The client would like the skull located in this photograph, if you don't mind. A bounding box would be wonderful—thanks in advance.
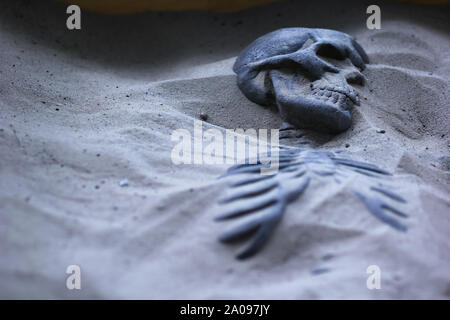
[233,28,369,133]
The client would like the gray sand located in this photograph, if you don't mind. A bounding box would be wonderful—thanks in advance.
[0,0,449,299]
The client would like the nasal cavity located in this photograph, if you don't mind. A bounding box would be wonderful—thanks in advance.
[345,71,365,86]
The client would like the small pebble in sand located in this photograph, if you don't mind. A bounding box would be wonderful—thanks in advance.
[119,179,129,187]
[322,253,334,261]
[200,113,208,121]
[376,129,386,134]
[311,265,330,275]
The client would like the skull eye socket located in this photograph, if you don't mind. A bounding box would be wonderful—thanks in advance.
[316,43,345,60]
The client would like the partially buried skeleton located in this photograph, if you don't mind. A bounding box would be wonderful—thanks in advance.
[215,28,408,259]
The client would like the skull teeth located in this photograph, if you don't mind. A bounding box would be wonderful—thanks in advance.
[332,93,339,103]
[311,87,357,107]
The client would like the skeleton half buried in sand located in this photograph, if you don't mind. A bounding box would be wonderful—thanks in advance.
[215,28,409,259]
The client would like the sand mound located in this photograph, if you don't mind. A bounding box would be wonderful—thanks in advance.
[0,0,449,299]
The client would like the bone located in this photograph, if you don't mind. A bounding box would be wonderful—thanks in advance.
[233,27,370,133]
[332,93,340,103]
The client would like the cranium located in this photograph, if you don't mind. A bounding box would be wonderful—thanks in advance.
[233,28,369,133]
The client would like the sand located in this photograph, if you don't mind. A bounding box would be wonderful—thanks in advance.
[0,0,449,299]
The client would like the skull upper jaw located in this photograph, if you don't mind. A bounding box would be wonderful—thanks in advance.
[274,91,352,134]
[270,70,353,134]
